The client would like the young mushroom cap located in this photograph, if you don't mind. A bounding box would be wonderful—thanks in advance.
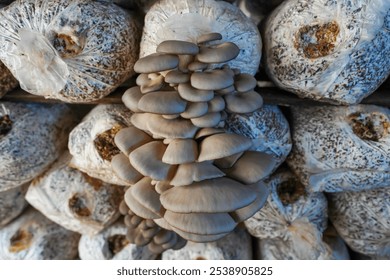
[134,53,179,73]
[234,73,257,92]
[111,153,143,184]
[169,161,225,187]
[136,73,165,94]
[224,90,263,113]
[198,133,253,161]
[191,70,234,91]
[197,32,223,44]
[178,83,214,102]
[229,181,270,223]
[191,112,222,128]
[129,141,177,181]
[153,230,175,245]
[124,189,161,220]
[122,87,143,113]
[164,211,237,235]
[164,70,190,84]
[114,126,152,155]
[138,91,187,115]
[196,42,240,64]
[157,40,199,55]
[160,177,257,213]
[223,151,277,184]
[180,102,209,119]
[162,139,198,164]
[130,177,164,217]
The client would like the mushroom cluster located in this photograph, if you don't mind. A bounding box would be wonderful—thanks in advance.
[112,34,277,253]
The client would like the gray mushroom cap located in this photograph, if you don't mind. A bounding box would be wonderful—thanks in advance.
[198,133,253,161]
[157,40,199,55]
[134,53,179,73]
[160,177,257,213]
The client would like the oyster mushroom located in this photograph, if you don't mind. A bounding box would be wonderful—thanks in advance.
[264,0,390,104]
[162,227,252,260]
[0,208,80,260]
[140,0,262,75]
[25,152,124,235]
[287,105,390,192]
[78,219,157,260]
[68,104,133,186]
[0,101,76,192]
[0,0,141,102]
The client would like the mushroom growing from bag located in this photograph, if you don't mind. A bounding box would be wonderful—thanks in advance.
[264,0,390,104]
[139,0,262,75]
[78,219,157,260]
[68,104,134,186]
[0,101,76,192]
[111,34,283,251]
[287,105,390,192]
[244,168,333,260]
[26,152,124,236]
[0,0,141,102]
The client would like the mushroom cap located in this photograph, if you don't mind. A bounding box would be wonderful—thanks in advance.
[129,113,152,133]
[214,152,243,169]
[162,139,198,164]
[198,133,252,161]
[197,32,223,44]
[157,40,199,55]
[191,69,234,90]
[122,87,143,113]
[234,73,257,92]
[136,73,165,94]
[130,177,164,217]
[164,211,237,235]
[147,113,199,139]
[160,177,257,213]
[223,151,277,184]
[208,95,226,112]
[129,141,177,181]
[153,218,173,231]
[194,127,225,139]
[138,91,187,115]
[114,126,152,155]
[164,70,190,84]
[230,180,269,223]
[196,42,240,64]
[111,153,143,184]
[169,226,229,243]
[131,113,199,139]
[215,85,235,95]
[169,161,225,187]
[191,112,222,128]
[187,61,209,71]
[124,188,161,219]
[178,83,214,102]
[153,230,175,245]
[155,181,174,194]
[134,53,179,73]
[224,90,263,113]
[180,102,209,119]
